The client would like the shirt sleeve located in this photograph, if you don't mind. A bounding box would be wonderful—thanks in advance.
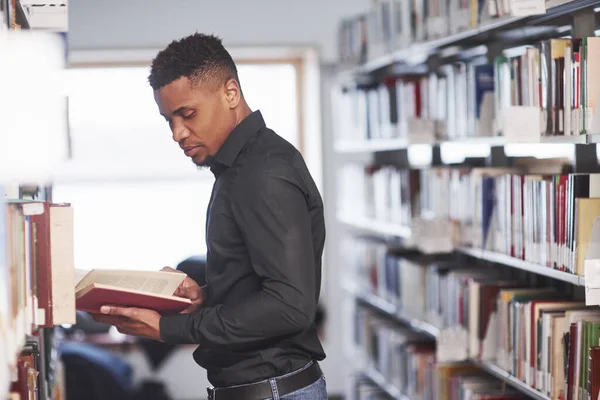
[159,163,318,347]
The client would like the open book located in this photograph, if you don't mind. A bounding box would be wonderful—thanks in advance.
[75,269,192,315]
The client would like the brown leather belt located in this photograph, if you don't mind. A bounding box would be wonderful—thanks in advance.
[207,362,322,400]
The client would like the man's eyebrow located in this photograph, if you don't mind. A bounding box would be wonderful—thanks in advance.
[161,105,192,119]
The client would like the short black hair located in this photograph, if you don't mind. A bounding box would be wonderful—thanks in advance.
[148,33,240,91]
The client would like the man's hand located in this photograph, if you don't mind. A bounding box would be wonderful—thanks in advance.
[161,266,205,314]
[92,306,162,341]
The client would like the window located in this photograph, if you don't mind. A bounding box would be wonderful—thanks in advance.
[54,62,302,271]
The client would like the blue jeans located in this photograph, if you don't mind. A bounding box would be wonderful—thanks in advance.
[278,376,327,400]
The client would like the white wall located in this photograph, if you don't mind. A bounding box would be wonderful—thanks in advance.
[69,0,369,63]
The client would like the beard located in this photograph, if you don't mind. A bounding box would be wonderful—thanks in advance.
[193,154,215,170]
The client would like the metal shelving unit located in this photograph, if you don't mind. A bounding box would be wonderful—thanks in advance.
[344,281,440,338]
[333,134,596,154]
[363,366,409,400]
[458,247,585,286]
[334,1,600,399]
[471,360,551,400]
[337,214,412,239]
[349,283,553,400]
[336,214,585,286]
[346,0,598,75]
[334,138,409,153]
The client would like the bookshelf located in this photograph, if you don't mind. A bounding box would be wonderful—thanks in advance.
[348,281,559,400]
[2,6,71,400]
[333,134,595,154]
[457,246,586,285]
[337,214,412,239]
[341,0,598,75]
[471,360,552,400]
[344,281,440,338]
[336,215,587,286]
[335,138,409,153]
[363,366,409,400]
[333,0,600,398]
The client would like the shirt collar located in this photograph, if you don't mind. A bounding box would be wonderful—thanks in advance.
[212,110,265,170]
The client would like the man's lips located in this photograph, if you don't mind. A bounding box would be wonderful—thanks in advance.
[182,145,202,157]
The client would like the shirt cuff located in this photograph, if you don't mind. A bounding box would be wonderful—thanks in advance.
[159,313,193,344]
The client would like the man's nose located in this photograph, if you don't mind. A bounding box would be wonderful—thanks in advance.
[172,123,190,143]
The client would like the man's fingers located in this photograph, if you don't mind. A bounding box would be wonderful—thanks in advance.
[91,314,128,326]
[100,306,138,319]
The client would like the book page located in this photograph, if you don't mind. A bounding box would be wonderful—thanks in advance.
[74,269,91,287]
[76,269,186,297]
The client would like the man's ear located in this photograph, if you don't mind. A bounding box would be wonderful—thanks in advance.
[224,78,241,109]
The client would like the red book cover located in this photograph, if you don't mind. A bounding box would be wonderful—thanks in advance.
[591,347,600,400]
[29,202,53,327]
[558,175,568,271]
[76,284,191,316]
[520,175,525,260]
[567,323,577,400]
[510,174,515,258]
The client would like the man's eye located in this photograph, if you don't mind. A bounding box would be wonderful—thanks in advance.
[183,112,195,120]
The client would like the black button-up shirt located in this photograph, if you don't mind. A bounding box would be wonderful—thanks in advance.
[160,110,326,387]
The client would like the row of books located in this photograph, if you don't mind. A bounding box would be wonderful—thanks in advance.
[334,37,600,143]
[348,377,388,400]
[337,0,545,65]
[0,190,75,398]
[337,163,420,226]
[338,159,600,276]
[8,334,66,400]
[495,38,600,137]
[354,306,527,400]
[420,166,600,276]
[355,307,437,398]
[333,66,491,143]
[346,240,600,399]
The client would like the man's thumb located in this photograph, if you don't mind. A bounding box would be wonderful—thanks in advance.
[174,285,190,298]
[161,266,181,273]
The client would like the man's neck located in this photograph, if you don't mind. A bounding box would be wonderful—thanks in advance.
[235,102,253,126]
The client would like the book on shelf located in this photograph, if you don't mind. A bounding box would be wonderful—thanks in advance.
[354,305,527,400]
[75,268,192,315]
[338,163,420,227]
[334,37,600,147]
[337,0,536,66]
[339,159,600,277]
[419,164,600,276]
[496,37,600,138]
[346,236,600,400]
[348,375,388,400]
[1,193,75,397]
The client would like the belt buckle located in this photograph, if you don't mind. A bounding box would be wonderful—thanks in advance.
[207,387,215,400]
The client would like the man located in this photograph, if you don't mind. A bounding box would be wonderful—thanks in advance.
[93,33,327,400]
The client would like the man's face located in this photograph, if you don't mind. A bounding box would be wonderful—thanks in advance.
[154,76,236,167]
